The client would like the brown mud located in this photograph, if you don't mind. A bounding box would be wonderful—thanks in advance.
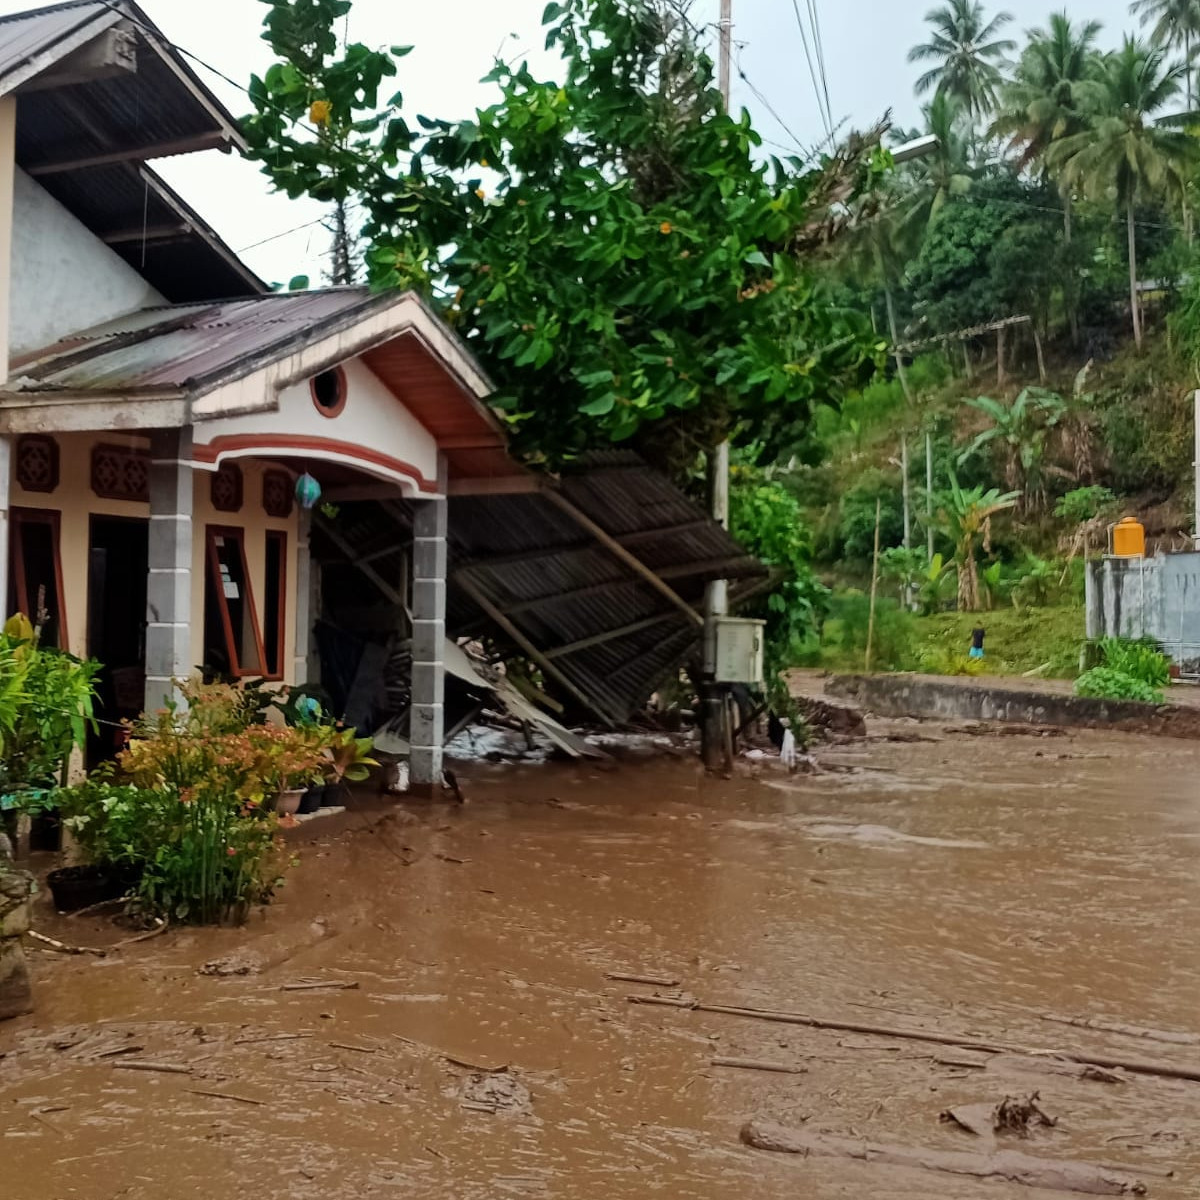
[3,720,1199,1198]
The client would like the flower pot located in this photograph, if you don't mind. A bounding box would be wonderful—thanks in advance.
[298,786,324,815]
[276,789,305,817]
[320,782,343,808]
[46,864,125,913]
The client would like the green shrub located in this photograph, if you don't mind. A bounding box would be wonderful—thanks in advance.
[1098,637,1170,688]
[837,468,905,561]
[1074,668,1163,705]
[822,591,917,672]
[1054,485,1116,525]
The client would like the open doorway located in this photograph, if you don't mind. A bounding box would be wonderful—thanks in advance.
[87,516,148,766]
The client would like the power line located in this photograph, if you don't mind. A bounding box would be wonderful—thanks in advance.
[790,0,831,139]
[806,0,833,135]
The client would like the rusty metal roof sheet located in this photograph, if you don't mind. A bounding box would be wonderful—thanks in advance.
[9,290,395,391]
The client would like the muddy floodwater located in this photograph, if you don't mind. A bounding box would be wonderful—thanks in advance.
[4,720,1200,1198]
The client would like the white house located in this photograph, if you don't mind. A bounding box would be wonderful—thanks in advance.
[0,1,520,790]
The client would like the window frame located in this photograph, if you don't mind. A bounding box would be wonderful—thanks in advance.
[262,530,288,681]
[8,507,69,648]
[204,525,268,680]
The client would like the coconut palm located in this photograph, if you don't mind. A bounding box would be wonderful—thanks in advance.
[1130,0,1200,108]
[935,475,1019,611]
[992,13,1104,181]
[908,0,1017,122]
[1046,38,1198,349]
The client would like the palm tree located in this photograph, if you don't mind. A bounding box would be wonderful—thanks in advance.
[992,14,1103,339]
[909,0,1017,123]
[909,92,975,215]
[1047,38,1198,349]
[935,476,1019,611]
[991,14,1103,206]
[1130,0,1200,109]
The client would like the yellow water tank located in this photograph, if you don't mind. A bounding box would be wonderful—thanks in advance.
[1111,516,1146,558]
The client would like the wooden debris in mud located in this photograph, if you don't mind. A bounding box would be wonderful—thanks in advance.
[187,1089,265,1106]
[233,1033,313,1045]
[25,930,107,957]
[1039,1013,1200,1047]
[941,1092,1056,1139]
[711,1056,807,1075]
[112,1061,193,1075]
[988,1055,1125,1084]
[606,971,681,988]
[741,1121,1147,1196]
[628,993,1200,1084]
[280,979,360,992]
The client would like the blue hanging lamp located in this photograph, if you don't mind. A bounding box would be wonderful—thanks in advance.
[295,472,322,510]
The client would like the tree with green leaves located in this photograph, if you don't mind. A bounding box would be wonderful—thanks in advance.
[935,476,1019,610]
[1130,0,1200,108]
[244,0,883,473]
[1046,37,1197,349]
[959,386,1068,513]
[908,0,1017,123]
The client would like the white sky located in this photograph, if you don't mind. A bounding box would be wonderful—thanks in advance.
[0,0,1143,285]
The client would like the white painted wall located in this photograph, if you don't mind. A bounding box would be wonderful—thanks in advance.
[8,168,165,356]
[193,357,442,496]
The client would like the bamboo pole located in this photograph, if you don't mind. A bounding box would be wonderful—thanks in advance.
[865,498,882,672]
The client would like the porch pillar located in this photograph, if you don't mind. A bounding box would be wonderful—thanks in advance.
[0,436,9,620]
[144,429,194,715]
[293,508,312,684]
[410,461,448,795]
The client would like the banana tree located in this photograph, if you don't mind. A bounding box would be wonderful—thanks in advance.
[935,476,1020,611]
[959,387,1067,513]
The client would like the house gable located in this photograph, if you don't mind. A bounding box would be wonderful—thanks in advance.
[10,165,164,355]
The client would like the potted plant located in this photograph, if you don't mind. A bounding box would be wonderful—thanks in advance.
[0,614,99,853]
[321,728,379,807]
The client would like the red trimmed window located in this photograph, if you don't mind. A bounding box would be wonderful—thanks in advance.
[7,508,68,649]
[203,527,266,679]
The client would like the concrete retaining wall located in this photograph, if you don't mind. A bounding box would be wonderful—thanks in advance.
[827,673,1200,740]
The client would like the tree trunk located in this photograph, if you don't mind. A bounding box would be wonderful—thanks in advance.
[1127,199,1142,351]
[958,543,978,612]
[1032,324,1047,384]
[1064,194,1079,343]
[884,285,914,404]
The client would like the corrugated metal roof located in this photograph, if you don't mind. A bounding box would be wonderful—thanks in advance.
[0,2,108,89]
[0,3,261,301]
[9,290,393,391]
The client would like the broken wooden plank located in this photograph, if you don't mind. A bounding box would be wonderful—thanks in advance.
[711,1056,807,1075]
[605,972,681,988]
[1039,1013,1200,1047]
[279,980,360,992]
[628,994,1200,1084]
[113,1061,193,1075]
[741,1121,1146,1196]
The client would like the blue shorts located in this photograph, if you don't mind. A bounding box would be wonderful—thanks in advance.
[968,646,985,659]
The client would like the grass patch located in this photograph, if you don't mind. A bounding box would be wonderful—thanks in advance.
[910,605,1085,679]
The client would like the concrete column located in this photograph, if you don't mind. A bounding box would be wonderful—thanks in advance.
[410,463,448,794]
[294,508,312,684]
[144,429,194,715]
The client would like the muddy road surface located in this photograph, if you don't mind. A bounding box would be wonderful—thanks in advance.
[3,722,1199,1198]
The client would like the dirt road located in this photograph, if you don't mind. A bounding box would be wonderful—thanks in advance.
[2,722,1198,1198]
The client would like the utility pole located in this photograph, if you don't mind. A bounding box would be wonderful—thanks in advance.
[926,432,934,560]
[701,0,735,772]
